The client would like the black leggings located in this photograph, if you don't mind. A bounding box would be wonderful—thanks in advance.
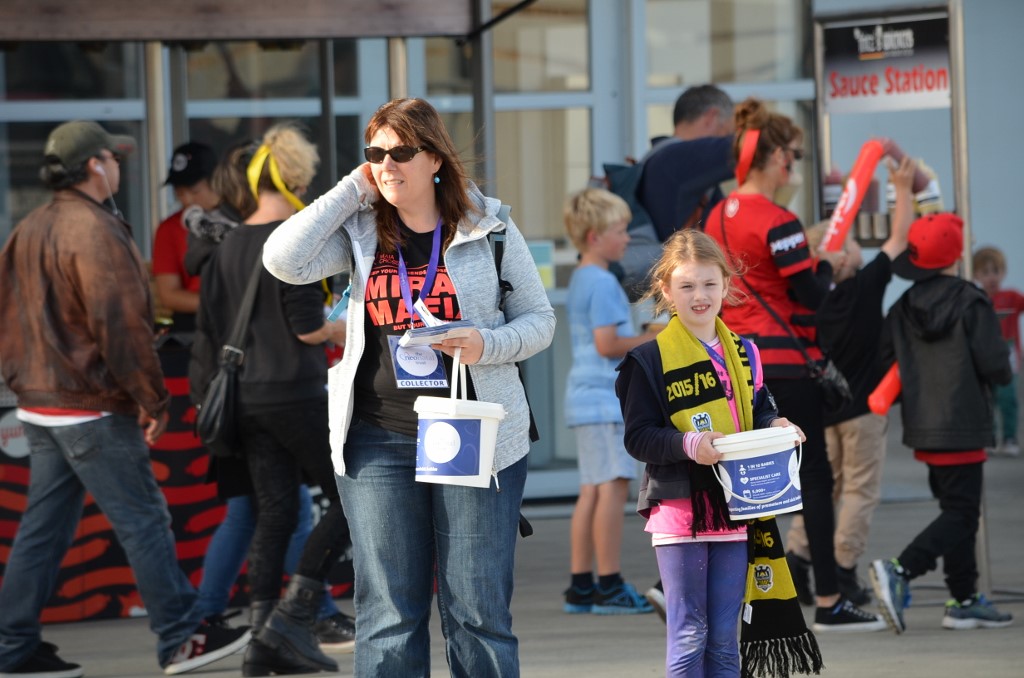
[766,377,839,598]
[240,399,351,602]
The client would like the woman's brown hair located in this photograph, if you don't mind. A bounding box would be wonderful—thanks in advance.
[364,98,476,253]
[732,97,803,176]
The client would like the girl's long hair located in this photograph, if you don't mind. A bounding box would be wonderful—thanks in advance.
[642,228,745,317]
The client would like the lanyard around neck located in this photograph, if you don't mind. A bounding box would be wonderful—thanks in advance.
[699,337,727,371]
[396,218,443,324]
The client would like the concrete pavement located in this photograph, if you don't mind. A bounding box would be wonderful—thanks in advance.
[27,409,1024,677]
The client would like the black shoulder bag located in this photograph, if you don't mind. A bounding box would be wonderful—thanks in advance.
[195,254,263,458]
[718,209,853,413]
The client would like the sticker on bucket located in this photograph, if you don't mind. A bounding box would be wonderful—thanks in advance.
[711,426,803,520]
[412,348,505,488]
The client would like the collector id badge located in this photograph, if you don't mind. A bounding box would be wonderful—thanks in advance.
[387,334,449,389]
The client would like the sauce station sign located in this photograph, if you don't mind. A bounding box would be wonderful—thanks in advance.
[824,13,951,114]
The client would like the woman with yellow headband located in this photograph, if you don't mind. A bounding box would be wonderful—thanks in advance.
[192,122,351,675]
[264,98,556,676]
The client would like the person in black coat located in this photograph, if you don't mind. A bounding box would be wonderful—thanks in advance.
[870,213,1013,635]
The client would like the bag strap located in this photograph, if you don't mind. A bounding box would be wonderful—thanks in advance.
[490,204,514,312]
[221,251,264,367]
[717,207,818,369]
[487,205,540,443]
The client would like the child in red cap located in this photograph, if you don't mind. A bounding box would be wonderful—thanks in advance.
[870,213,1013,634]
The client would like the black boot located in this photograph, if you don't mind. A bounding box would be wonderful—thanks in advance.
[249,599,277,634]
[251,575,338,674]
[837,565,872,606]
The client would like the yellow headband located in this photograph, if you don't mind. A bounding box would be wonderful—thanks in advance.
[247,144,306,212]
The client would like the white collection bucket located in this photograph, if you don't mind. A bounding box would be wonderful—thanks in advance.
[413,348,506,488]
[711,426,803,520]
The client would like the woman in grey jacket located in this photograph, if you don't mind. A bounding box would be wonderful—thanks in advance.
[263,98,555,677]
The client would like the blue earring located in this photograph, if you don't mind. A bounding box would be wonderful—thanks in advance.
[434,175,440,184]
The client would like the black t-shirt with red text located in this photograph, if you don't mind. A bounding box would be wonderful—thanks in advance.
[353,224,476,437]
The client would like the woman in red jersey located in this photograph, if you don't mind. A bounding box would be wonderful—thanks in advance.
[704,97,884,633]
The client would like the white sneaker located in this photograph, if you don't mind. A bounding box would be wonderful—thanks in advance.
[999,440,1021,457]
[644,584,666,624]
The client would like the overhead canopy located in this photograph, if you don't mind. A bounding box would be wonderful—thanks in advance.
[0,0,473,41]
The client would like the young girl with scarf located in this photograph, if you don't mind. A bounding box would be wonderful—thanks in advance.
[615,229,812,677]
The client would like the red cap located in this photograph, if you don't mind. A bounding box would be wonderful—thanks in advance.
[892,213,964,280]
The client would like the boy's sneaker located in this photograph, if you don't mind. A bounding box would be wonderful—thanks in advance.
[592,581,654,615]
[163,623,251,675]
[942,594,1014,630]
[644,581,667,623]
[0,642,83,678]
[836,565,872,606]
[563,585,595,614]
[812,596,887,633]
[786,551,814,606]
[870,558,911,634]
[313,612,356,653]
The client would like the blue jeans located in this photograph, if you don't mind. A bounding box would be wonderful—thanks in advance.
[338,418,527,678]
[657,541,747,678]
[196,486,340,620]
[0,416,203,670]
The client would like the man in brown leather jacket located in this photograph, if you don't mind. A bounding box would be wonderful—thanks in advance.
[0,121,250,678]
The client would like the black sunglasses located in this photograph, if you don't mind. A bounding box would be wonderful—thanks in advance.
[788,148,805,161]
[364,145,428,164]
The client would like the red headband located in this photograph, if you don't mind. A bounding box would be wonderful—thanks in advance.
[735,128,760,185]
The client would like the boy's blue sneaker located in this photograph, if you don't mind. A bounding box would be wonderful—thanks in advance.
[563,585,594,614]
[942,594,1014,630]
[870,558,911,634]
[592,581,654,615]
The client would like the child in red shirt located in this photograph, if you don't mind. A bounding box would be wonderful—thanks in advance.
[973,246,1024,456]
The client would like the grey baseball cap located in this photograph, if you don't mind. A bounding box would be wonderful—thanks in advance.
[43,121,136,170]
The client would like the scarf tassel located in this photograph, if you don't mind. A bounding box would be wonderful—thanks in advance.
[741,631,824,678]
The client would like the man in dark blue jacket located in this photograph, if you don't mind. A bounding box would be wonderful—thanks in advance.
[638,84,736,240]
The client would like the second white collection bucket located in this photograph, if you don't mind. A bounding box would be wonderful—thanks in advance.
[413,348,505,488]
[711,426,803,520]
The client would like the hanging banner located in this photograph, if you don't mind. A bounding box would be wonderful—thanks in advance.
[824,13,951,114]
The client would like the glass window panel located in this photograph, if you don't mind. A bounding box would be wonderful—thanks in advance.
[645,98,814,225]
[334,115,363,178]
[646,0,805,87]
[492,108,590,241]
[494,0,589,92]
[186,41,320,100]
[332,39,359,97]
[425,38,473,96]
[0,120,145,246]
[427,0,589,95]
[1,42,142,101]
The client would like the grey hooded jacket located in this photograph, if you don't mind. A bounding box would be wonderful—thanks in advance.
[263,166,555,477]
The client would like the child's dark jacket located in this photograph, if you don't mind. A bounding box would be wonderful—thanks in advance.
[615,339,779,517]
[881,274,1011,451]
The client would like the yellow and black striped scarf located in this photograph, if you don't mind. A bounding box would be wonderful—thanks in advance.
[656,315,754,535]
[742,518,824,677]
